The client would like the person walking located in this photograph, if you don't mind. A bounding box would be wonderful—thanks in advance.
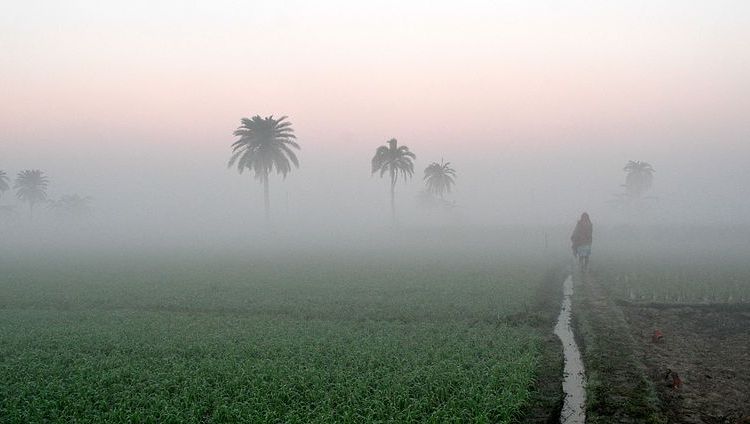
[571,213,593,272]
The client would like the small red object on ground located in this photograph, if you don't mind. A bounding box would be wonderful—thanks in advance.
[652,329,664,343]
[671,372,682,389]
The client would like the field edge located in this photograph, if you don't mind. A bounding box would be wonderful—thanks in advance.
[572,272,666,424]
[515,267,566,424]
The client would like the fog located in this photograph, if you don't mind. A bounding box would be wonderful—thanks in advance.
[2,1,750,255]
[3,134,749,255]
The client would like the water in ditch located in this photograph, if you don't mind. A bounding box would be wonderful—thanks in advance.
[554,275,586,424]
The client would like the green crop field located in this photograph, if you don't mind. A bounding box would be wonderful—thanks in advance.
[595,254,750,304]
[0,249,553,423]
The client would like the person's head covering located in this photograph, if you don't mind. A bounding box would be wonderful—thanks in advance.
[580,212,590,223]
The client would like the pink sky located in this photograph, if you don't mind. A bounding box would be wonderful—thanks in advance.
[1,2,750,229]
[2,1,749,152]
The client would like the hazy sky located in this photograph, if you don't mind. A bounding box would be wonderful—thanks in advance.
[2,1,749,231]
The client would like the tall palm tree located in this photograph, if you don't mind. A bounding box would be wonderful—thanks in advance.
[623,160,655,198]
[371,138,416,223]
[14,170,49,219]
[0,170,10,201]
[228,115,300,221]
[423,160,456,199]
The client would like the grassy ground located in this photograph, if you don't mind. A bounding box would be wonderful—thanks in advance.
[0,250,561,423]
[596,256,750,304]
[572,271,665,424]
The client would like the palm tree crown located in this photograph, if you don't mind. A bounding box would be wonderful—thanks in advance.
[14,170,49,218]
[228,115,300,221]
[0,170,10,199]
[423,160,456,199]
[623,160,655,197]
[371,138,416,223]
[371,139,416,182]
[228,115,300,179]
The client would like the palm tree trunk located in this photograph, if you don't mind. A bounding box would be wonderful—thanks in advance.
[29,202,34,220]
[262,172,270,223]
[390,171,396,226]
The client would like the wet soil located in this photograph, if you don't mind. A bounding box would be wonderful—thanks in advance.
[622,302,750,423]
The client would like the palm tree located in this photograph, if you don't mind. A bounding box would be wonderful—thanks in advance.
[228,115,300,222]
[371,138,416,223]
[423,160,456,199]
[14,170,49,219]
[0,170,9,201]
[623,160,655,198]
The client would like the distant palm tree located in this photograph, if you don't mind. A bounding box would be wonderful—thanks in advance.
[623,160,655,198]
[371,138,416,223]
[14,170,49,219]
[49,194,93,218]
[424,160,456,199]
[0,170,10,200]
[228,115,300,221]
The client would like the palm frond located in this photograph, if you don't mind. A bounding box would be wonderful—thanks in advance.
[14,170,49,205]
[423,160,456,197]
[0,170,10,193]
[228,115,301,180]
[371,138,416,185]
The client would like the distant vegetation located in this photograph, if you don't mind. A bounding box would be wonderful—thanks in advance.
[0,169,92,222]
[371,138,416,224]
[48,194,93,219]
[420,160,458,213]
[13,170,49,219]
[611,160,656,209]
[0,171,10,200]
[623,160,655,199]
[599,257,750,304]
[228,115,300,222]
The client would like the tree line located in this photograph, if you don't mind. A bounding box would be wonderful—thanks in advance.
[0,170,91,220]
[227,115,654,223]
[227,115,457,225]
[1,114,655,223]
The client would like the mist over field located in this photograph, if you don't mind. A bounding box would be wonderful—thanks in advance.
[2,1,750,255]
[2,1,750,423]
[3,137,749,253]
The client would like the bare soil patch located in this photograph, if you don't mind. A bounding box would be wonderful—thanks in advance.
[622,303,750,423]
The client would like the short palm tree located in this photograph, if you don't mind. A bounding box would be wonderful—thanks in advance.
[623,160,655,198]
[228,115,300,221]
[0,170,9,200]
[424,160,456,199]
[14,170,49,219]
[371,138,416,223]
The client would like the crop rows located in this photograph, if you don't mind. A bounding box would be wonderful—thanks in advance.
[596,256,750,304]
[0,252,547,423]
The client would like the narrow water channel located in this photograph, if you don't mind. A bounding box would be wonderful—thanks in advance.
[554,275,586,424]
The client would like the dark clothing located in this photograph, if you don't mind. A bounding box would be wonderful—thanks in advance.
[571,220,593,249]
